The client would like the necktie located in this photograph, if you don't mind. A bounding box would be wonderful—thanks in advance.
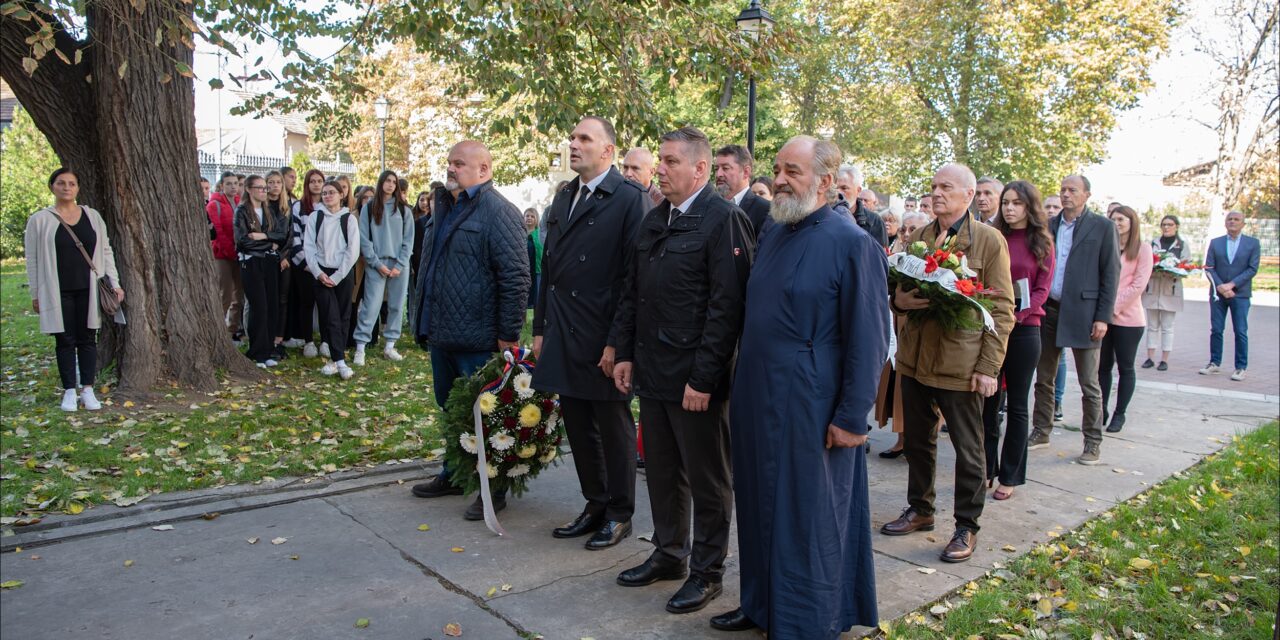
[668,207,682,226]
[568,185,591,222]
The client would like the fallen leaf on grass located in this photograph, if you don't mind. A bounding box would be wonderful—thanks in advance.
[1035,597,1054,618]
[354,618,370,629]
[246,537,260,545]
[66,502,85,515]
[1001,545,1017,552]
[443,622,462,636]
[0,580,24,589]
[271,537,288,545]
[123,560,134,567]
[1237,546,1251,557]
[1129,557,1154,570]
[151,525,174,531]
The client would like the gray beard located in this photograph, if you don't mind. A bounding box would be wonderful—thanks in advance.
[715,182,734,199]
[769,186,819,225]
[445,177,459,192]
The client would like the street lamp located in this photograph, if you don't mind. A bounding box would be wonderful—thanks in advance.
[735,0,774,157]
[374,96,390,172]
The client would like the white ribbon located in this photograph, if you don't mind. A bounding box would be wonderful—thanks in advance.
[470,349,524,536]
[888,253,997,333]
[1154,254,1203,278]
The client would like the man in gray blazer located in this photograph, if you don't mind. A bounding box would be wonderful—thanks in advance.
[1028,174,1119,465]
[1200,210,1261,381]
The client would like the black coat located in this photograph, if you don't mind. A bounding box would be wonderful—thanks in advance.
[532,167,647,401]
[1048,208,1119,349]
[738,189,772,239]
[612,183,756,403]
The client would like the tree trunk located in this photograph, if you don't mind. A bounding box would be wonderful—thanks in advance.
[2,0,257,394]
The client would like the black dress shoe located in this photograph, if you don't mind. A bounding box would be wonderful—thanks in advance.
[666,576,722,614]
[1141,358,1155,369]
[463,494,505,521]
[585,520,632,550]
[1106,413,1126,433]
[617,558,687,587]
[1157,361,1168,371]
[710,608,757,631]
[411,474,463,498]
[878,448,904,459]
[552,510,603,538]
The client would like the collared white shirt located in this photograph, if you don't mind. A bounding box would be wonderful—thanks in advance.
[732,186,749,206]
[1226,234,1240,263]
[669,188,703,225]
[1049,213,1080,301]
[569,168,611,219]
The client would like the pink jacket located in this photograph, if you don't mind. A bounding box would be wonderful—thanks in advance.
[1111,242,1153,327]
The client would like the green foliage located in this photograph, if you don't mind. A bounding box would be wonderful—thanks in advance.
[0,107,60,259]
[884,422,1280,639]
[289,150,316,178]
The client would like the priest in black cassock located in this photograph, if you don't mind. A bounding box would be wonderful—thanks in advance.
[710,136,888,637]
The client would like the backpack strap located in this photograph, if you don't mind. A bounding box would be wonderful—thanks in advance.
[339,213,351,245]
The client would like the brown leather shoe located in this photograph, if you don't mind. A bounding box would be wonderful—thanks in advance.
[879,507,935,536]
[940,528,977,563]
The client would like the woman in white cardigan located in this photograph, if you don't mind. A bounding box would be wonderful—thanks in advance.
[24,168,125,412]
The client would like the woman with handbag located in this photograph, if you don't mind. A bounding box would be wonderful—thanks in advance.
[234,175,291,368]
[24,168,125,412]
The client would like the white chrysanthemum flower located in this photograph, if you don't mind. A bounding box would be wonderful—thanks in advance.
[506,464,531,477]
[543,412,560,434]
[538,448,558,464]
[459,433,478,454]
[513,372,534,399]
[489,432,516,451]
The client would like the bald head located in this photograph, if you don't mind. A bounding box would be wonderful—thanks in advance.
[621,147,656,187]
[446,140,492,194]
[930,163,977,223]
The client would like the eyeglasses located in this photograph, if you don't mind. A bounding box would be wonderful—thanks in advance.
[248,185,267,191]
[1160,223,1176,227]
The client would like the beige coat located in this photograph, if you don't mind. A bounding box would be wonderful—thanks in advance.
[24,206,121,334]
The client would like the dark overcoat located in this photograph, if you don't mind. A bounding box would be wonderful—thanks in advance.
[1049,208,1119,348]
[738,189,773,239]
[532,167,646,401]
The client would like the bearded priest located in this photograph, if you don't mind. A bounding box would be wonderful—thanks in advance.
[710,136,888,637]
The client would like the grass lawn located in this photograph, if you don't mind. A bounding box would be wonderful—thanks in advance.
[0,261,458,520]
[879,421,1279,639]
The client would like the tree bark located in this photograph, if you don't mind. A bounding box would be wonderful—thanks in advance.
[2,0,257,394]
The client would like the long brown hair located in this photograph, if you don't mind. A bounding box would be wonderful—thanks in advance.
[298,169,326,215]
[368,170,408,225]
[264,170,290,219]
[1112,205,1143,261]
[242,175,275,233]
[994,180,1054,266]
[335,176,357,213]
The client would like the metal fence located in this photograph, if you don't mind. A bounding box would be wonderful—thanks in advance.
[197,151,357,183]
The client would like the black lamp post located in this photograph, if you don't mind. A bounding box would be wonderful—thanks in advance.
[374,96,390,172]
[735,0,774,157]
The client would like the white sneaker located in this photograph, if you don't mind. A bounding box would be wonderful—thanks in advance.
[81,387,102,411]
[353,347,366,366]
[337,363,355,380]
[319,342,331,359]
[303,342,319,358]
[1231,369,1247,381]
[256,362,268,369]
[384,347,404,362]
[320,362,338,376]
[61,389,78,412]
[283,338,305,348]
[264,359,279,367]
[1199,363,1221,375]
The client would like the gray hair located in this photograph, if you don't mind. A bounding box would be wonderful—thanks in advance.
[880,210,899,224]
[902,211,929,228]
[660,127,712,163]
[836,163,863,189]
[977,176,1003,188]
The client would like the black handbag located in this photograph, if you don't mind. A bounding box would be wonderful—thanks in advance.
[52,209,120,317]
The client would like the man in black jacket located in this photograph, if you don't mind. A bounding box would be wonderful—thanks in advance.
[835,164,888,248]
[532,116,648,550]
[714,144,772,239]
[611,127,755,615]
[410,140,530,520]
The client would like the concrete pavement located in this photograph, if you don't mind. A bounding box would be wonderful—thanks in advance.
[2,385,1274,639]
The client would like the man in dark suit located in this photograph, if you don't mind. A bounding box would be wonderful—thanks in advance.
[612,127,754,614]
[1201,210,1261,381]
[714,144,772,238]
[1029,174,1119,466]
[834,164,889,248]
[533,116,647,550]
[621,147,663,207]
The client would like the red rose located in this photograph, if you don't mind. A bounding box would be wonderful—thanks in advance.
[504,454,516,463]
[504,417,518,429]
[499,388,515,404]
[924,256,939,274]
[955,279,976,296]
[542,399,555,412]
[1152,254,1161,264]
[519,428,533,442]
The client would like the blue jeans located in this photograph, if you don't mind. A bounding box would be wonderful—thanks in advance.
[430,347,503,496]
[355,266,410,346]
[1054,350,1067,405]
[1209,295,1250,370]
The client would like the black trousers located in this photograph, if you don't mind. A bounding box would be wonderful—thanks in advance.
[901,374,987,532]
[982,324,1041,486]
[638,397,733,582]
[54,289,97,390]
[560,396,637,522]
[1099,324,1143,417]
[313,268,354,363]
[287,265,316,343]
[240,255,280,363]
[276,264,291,339]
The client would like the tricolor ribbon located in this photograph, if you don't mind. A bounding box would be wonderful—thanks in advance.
[471,347,536,536]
